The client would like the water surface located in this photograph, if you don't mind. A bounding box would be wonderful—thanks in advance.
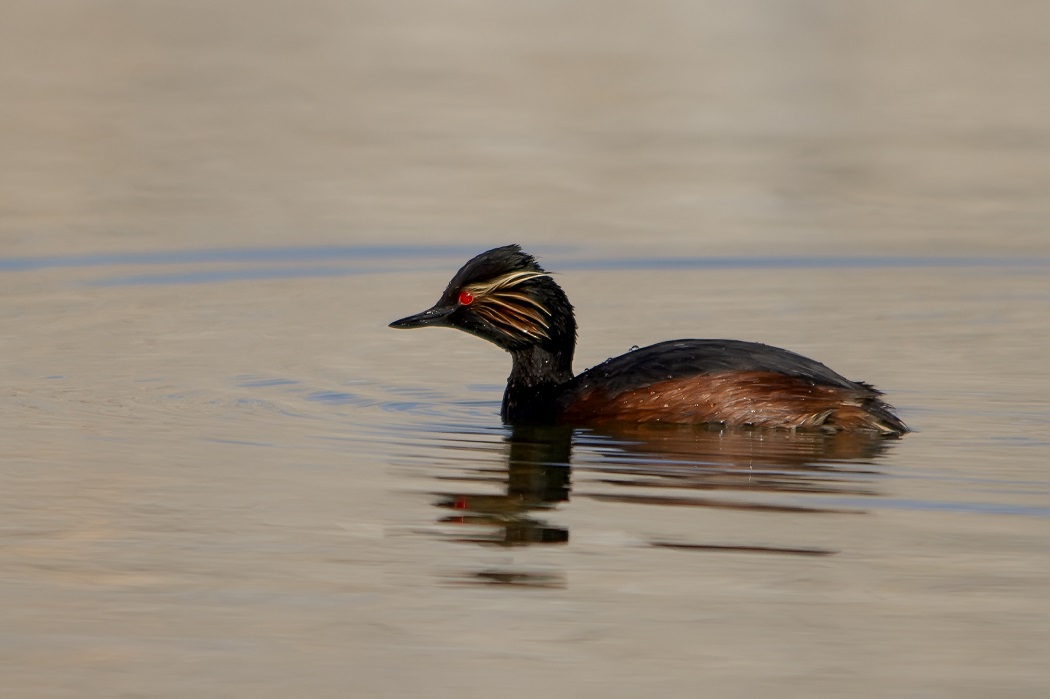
[2,2,1049,698]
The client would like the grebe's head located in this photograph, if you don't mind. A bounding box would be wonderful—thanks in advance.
[389,244,575,354]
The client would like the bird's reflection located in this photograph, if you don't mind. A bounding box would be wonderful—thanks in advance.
[580,423,890,510]
[432,423,900,583]
[434,425,573,547]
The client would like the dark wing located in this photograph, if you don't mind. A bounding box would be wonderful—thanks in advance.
[556,339,906,433]
[567,339,866,397]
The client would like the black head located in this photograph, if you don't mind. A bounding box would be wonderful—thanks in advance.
[389,245,576,357]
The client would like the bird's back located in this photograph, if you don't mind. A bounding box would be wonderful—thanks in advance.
[556,339,907,433]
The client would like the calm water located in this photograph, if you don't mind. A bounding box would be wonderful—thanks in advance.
[3,2,1049,698]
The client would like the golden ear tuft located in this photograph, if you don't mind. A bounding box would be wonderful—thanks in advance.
[462,271,553,341]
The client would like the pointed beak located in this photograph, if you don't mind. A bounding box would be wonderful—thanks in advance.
[388,304,454,330]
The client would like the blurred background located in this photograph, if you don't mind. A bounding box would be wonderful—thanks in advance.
[3,0,1048,257]
[2,2,1048,698]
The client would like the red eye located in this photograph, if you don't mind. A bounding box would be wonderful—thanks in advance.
[458,290,474,306]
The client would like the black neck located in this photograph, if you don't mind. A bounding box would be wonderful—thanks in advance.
[501,344,575,423]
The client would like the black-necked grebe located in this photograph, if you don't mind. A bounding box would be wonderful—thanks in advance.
[389,245,908,434]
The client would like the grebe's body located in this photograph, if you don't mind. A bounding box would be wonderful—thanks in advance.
[390,245,908,435]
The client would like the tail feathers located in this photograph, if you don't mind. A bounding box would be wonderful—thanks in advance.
[821,391,909,435]
[864,399,910,435]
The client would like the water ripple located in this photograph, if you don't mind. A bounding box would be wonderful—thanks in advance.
[5,243,1049,285]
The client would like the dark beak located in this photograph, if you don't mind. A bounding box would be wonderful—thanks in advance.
[389,304,454,329]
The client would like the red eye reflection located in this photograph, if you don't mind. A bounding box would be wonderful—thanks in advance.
[458,290,475,306]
